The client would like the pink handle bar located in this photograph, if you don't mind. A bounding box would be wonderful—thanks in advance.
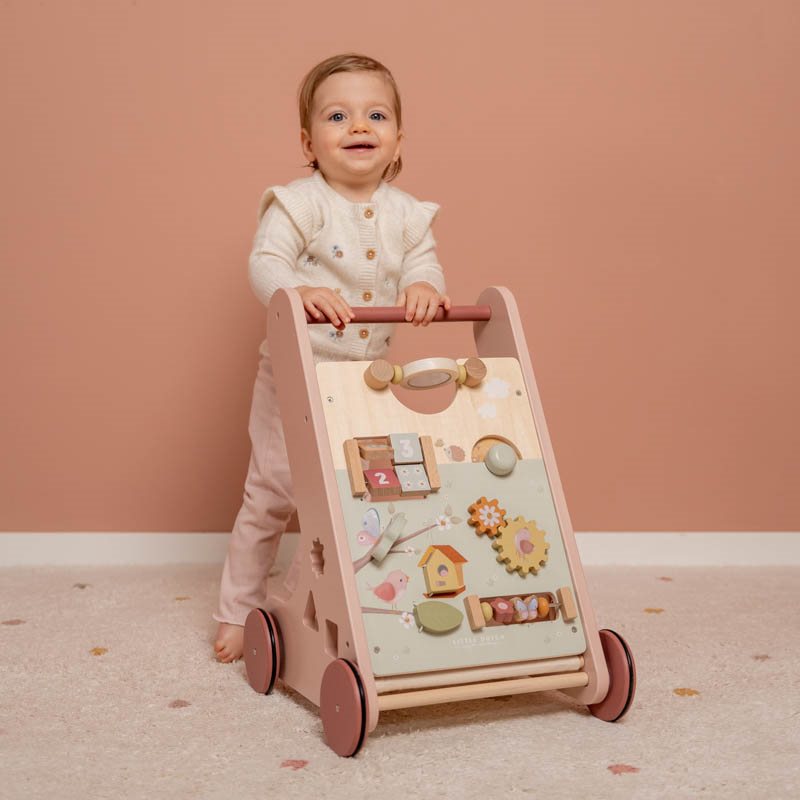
[304,305,492,324]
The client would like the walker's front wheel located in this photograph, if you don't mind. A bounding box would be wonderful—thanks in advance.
[243,609,281,695]
[588,629,636,722]
[320,659,368,757]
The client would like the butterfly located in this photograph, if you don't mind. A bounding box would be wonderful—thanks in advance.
[356,508,381,548]
[513,595,547,622]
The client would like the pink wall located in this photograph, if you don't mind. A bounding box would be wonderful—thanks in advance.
[1,1,798,532]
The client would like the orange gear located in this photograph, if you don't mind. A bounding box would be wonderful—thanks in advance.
[467,497,507,537]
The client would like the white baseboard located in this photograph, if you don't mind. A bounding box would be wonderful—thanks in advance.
[0,532,798,567]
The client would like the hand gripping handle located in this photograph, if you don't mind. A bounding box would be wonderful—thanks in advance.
[304,305,492,324]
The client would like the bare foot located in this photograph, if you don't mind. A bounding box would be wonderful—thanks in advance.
[214,622,244,663]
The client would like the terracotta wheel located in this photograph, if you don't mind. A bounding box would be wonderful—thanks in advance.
[588,629,636,722]
[319,659,368,757]
[243,609,281,695]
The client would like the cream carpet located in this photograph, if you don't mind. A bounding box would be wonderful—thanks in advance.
[1,564,797,799]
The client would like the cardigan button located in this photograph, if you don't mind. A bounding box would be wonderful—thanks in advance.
[364,208,374,219]
[359,328,369,339]
[366,248,376,260]
[362,291,373,302]
[335,330,344,337]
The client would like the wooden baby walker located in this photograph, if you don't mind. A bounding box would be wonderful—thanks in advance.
[243,286,636,756]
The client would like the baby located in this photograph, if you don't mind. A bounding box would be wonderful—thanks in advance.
[214,53,450,662]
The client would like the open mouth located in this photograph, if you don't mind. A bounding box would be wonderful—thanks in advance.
[344,143,376,151]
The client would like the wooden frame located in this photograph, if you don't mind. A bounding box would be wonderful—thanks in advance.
[264,286,610,740]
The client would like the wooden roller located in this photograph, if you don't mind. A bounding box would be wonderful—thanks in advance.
[460,357,487,387]
[364,357,487,390]
[363,359,395,390]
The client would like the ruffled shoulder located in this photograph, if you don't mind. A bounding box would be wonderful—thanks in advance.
[256,180,320,244]
[402,199,441,251]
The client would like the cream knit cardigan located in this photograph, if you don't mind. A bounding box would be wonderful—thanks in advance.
[250,169,446,363]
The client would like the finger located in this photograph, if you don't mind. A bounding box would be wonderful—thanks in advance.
[423,298,438,326]
[304,299,324,321]
[332,296,353,323]
[315,299,341,327]
[396,290,406,308]
[442,294,451,311]
[413,297,429,326]
[405,293,419,323]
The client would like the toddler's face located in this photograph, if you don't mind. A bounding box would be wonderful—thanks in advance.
[301,71,402,191]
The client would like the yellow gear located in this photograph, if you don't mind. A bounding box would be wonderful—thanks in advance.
[492,517,549,576]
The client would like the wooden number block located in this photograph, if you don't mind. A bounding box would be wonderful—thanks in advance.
[395,464,431,496]
[343,439,366,497]
[364,468,401,498]
[464,594,485,631]
[419,435,440,491]
[357,436,393,466]
[558,586,578,622]
[390,433,423,465]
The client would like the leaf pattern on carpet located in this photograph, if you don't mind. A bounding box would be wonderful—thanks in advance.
[657,576,673,582]
[174,596,191,601]
[644,607,665,614]
[608,764,640,775]
[169,699,191,708]
[674,687,700,696]
[90,647,108,656]
[73,583,91,589]
[2,619,26,626]
[281,760,308,770]
[752,654,770,661]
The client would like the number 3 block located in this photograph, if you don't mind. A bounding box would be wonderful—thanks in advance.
[389,433,423,465]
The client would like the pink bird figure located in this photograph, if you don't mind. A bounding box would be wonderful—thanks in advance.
[368,570,410,608]
[515,527,535,556]
[356,508,381,548]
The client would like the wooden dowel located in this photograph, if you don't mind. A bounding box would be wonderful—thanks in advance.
[375,656,584,694]
[377,671,589,711]
[305,305,492,324]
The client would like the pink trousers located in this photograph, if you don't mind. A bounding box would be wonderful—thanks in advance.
[213,353,295,626]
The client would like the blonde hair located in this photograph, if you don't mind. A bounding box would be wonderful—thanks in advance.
[298,53,403,182]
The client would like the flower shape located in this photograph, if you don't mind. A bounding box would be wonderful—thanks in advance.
[467,496,507,537]
[399,611,414,629]
[435,514,452,531]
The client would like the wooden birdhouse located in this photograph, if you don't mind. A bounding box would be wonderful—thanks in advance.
[417,545,468,598]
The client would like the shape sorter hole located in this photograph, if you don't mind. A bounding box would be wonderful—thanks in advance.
[303,591,318,631]
[324,619,339,659]
[389,380,458,416]
[471,435,522,463]
[310,539,324,577]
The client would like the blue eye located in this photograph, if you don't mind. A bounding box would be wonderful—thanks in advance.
[370,112,386,121]
[329,112,345,122]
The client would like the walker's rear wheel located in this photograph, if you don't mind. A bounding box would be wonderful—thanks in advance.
[243,609,280,695]
[589,629,636,722]
[320,659,368,757]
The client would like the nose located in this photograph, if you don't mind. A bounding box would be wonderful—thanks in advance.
[350,117,371,134]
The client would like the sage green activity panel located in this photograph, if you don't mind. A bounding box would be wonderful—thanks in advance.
[336,461,586,677]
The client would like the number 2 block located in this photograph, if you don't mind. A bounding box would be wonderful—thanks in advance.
[364,468,401,497]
